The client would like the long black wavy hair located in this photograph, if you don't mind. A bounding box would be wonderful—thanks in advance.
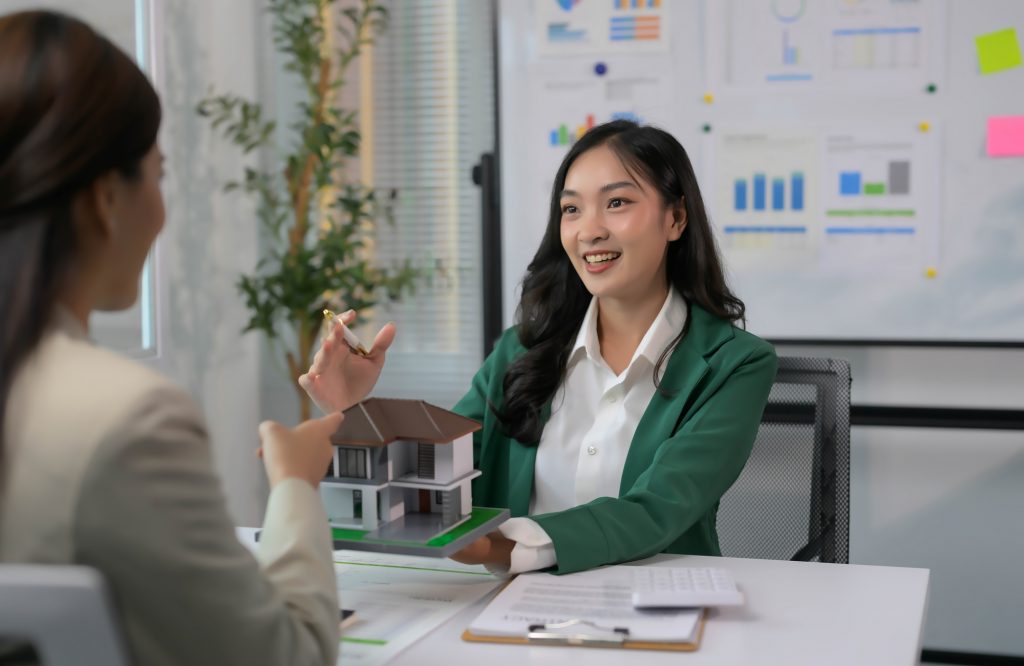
[0,11,161,460]
[497,120,744,444]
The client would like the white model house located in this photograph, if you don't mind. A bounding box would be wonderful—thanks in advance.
[320,398,483,540]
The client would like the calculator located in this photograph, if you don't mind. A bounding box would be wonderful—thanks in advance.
[631,567,745,608]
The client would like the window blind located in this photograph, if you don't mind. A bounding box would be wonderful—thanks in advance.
[363,0,495,409]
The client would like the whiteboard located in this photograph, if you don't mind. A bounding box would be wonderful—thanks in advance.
[498,0,1024,344]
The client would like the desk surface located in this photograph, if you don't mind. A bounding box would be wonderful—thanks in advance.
[395,554,930,666]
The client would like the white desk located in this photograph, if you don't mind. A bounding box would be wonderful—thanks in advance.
[391,554,930,666]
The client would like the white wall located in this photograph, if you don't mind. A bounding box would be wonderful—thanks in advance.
[390,441,416,479]
[154,0,267,525]
[451,433,474,479]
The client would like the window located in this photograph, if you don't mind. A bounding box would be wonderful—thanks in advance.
[363,0,495,408]
[417,442,436,480]
[95,0,159,358]
[9,0,160,357]
[337,447,369,479]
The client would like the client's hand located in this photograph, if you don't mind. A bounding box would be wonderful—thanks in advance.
[450,531,515,569]
[298,309,396,413]
[258,412,343,489]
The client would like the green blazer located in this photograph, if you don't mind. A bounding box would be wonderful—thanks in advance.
[452,304,777,574]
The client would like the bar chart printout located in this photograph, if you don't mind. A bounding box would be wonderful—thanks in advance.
[838,160,910,197]
[721,0,815,86]
[714,132,817,268]
[733,171,805,212]
[549,114,596,147]
[821,131,937,273]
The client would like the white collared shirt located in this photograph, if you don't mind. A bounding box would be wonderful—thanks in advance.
[495,288,688,574]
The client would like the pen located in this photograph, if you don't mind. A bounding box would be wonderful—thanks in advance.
[322,309,370,357]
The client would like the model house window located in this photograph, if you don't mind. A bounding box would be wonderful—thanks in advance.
[438,488,460,523]
[337,447,369,479]
[435,490,444,504]
[417,443,435,480]
[364,0,495,407]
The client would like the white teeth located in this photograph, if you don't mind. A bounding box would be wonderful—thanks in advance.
[584,252,621,264]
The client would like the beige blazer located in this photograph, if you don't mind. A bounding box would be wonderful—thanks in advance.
[0,310,339,665]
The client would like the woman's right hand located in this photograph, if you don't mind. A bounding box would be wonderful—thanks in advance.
[298,309,397,413]
[258,412,344,489]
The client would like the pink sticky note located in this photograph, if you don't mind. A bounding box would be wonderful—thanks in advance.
[987,116,1024,157]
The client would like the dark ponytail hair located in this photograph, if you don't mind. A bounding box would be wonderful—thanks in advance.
[0,11,161,458]
[498,120,744,443]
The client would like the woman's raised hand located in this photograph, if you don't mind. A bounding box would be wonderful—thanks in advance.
[298,309,396,413]
[257,412,343,489]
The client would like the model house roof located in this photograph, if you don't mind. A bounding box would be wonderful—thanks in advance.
[331,398,482,447]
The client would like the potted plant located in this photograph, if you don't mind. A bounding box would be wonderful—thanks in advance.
[199,0,421,420]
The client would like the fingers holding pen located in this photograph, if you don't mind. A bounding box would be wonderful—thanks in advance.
[320,307,396,360]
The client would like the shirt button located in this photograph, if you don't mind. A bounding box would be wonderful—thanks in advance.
[606,395,618,404]
[587,446,598,455]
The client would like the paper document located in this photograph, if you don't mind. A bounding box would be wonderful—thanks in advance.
[468,566,701,643]
[334,550,501,665]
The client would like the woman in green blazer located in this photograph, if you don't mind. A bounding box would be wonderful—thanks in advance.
[302,120,777,575]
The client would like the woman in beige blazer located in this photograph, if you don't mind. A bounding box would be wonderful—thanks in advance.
[0,11,350,666]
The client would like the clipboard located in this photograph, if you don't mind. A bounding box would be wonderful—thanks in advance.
[462,572,707,652]
[461,610,706,651]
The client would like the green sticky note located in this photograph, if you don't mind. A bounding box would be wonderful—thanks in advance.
[975,28,1023,75]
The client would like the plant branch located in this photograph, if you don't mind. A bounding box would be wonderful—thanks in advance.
[201,0,430,423]
[287,5,334,256]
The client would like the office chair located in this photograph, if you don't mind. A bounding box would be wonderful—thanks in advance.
[0,564,129,666]
[717,356,851,564]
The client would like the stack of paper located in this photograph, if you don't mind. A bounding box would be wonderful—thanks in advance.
[334,550,501,665]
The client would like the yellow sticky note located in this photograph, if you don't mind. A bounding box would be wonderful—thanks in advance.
[703,92,714,104]
[975,28,1022,75]
[918,121,930,132]
[925,267,938,279]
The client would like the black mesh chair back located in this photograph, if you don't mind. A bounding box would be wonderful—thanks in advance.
[717,357,851,563]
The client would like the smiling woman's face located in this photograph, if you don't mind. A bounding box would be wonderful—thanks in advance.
[559,143,685,304]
